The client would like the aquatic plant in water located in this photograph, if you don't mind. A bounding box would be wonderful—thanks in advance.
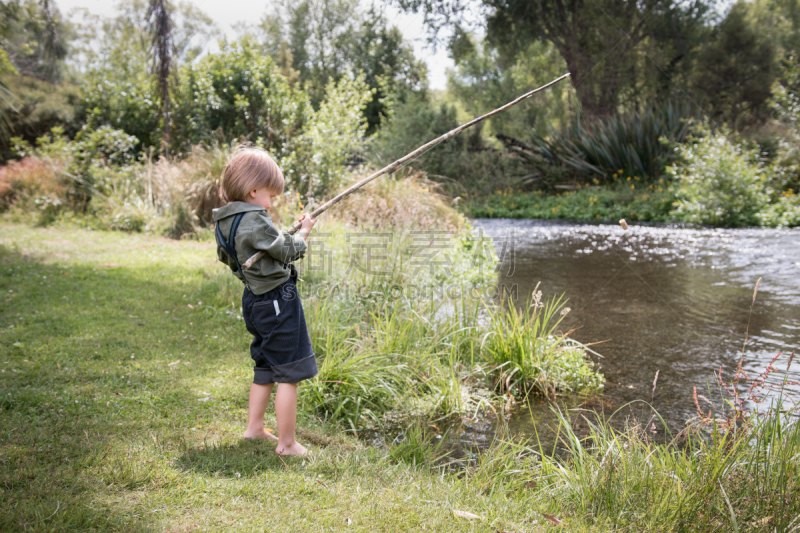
[483,284,604,397]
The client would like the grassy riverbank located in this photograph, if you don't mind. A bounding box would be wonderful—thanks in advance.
[0,222,593,531]
[466,184,678,223]
[2,224,798,531]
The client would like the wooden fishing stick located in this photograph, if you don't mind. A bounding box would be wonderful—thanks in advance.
[242,72,571,270]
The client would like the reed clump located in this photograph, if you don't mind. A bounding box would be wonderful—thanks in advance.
[460,400,800,532]
[483,284,604,398]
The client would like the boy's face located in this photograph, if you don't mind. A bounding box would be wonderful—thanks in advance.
[246,186,276,210]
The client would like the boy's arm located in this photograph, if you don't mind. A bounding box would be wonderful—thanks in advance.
[244,212,307,263]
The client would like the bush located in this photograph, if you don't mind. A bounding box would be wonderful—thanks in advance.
[519,101,696,183]
[0,75,80,162]
[669,125,770,227]
[17,125,140,204]
[297,75,372,199]
[173,38,310,158]
[174,39,371,199]
[758,191,800,227]
[0,156,63,220]
[80,57,160,151]
[329,169,465,232]
[368,91,528,196]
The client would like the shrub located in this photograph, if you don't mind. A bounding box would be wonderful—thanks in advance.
[0,75,80,162]
[467,181,678,222]
[174,39,371,200]
[172,38,310,161]
[329,169,465,232]
[669,125,770,227]
[517,101,696,182]
[367,91,526,196]
[296,75,372,199]
[20,125,139,210]
[0,156,63,218]
[80,56,160,151]
[758,191,800,227]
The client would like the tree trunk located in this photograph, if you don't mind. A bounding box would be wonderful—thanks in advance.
[558,40,619,118]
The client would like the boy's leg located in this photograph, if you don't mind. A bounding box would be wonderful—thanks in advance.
[274,383,307,456]
[243,383,278,441]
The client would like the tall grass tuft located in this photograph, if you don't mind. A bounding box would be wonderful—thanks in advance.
[536,402,800,531]
[300,296,480,427]
[483,285,604,397]
[387,419,449,467]
[457,399,800,531]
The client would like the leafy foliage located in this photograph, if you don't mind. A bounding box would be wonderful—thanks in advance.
[74,0,219,152]
[0,74,79,159]
[1,0,69,83]
[292,74,371,199]
[16,125,139,209]
[693,1,777,128]
[669,125,770,226]
[254,0,426,131]
[468,181,678,222]
[447,37,575,140]
[172,38,310,155]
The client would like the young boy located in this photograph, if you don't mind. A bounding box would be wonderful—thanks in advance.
[212,145,317,456]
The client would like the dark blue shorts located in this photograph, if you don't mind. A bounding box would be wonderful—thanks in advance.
[242,277,317,384]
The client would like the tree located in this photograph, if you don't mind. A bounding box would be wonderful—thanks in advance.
[693,2,776,127]
[171,38,312,153]
[349,5,427,134]
[75,0,218,151]
[1,0,69,82]
[446,34,574,139]
[0,0,76,157]
[397,0,709,117]
[258,0,356,107]
[147,0,174,151]
[253,0,426,131]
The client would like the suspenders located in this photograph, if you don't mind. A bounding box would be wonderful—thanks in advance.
[216,213,250,290]
[216,212,297,287]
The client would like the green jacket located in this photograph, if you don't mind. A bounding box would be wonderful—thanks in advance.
[212,202,307,295]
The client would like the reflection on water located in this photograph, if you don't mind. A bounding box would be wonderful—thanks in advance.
[464,219,800,448]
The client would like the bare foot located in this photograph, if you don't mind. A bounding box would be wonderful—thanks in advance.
[275,441,308,456]
[242,428,278,441]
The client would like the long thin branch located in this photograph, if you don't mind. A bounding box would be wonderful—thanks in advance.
[242,73,571,270]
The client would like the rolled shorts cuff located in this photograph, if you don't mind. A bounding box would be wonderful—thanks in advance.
[253,354,318,384]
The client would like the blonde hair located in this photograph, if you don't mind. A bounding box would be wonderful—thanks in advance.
[221,144,284,202]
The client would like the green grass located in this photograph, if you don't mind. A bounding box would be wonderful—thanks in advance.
[467,182,678,222]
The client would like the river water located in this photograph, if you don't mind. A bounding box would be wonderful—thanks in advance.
[458,219,800,449]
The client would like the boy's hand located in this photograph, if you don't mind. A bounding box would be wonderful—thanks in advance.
[297,213,317,241]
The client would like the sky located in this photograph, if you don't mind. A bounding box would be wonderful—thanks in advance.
[55,0,455,90]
